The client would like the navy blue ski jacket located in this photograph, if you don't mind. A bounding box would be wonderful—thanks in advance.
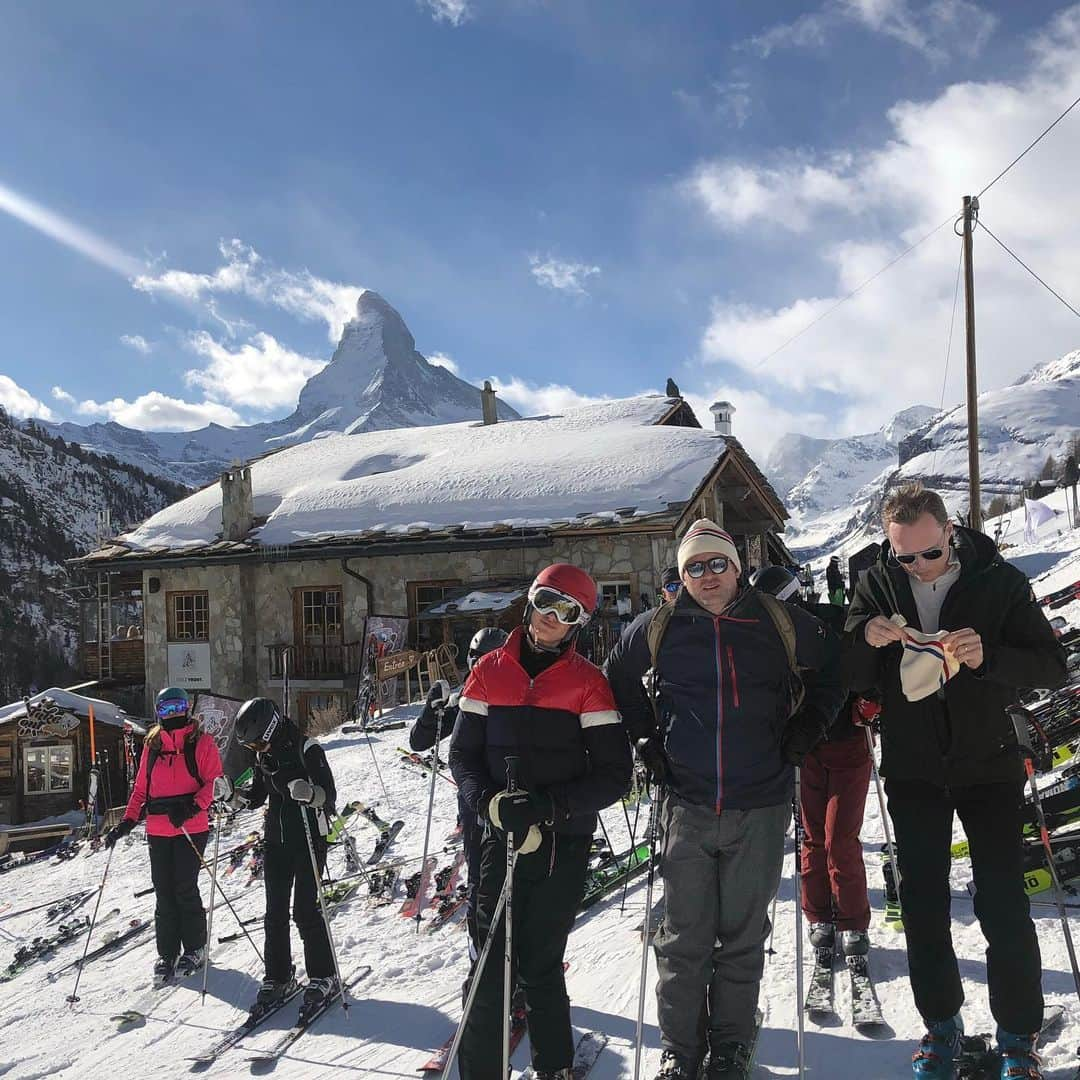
[605,588,845,812]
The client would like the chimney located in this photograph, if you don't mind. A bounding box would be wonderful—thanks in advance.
[481,380,499,426]
[221,464,253,541]
[710,400,735,436]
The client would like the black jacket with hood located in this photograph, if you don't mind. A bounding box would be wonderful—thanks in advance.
[845,526,1067,788]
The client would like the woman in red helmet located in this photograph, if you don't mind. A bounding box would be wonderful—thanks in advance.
[449,563,632,1079]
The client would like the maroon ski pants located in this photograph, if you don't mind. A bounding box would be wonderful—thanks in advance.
[799,734,872,931]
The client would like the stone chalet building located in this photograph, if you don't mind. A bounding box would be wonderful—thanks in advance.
[73,390,793,730]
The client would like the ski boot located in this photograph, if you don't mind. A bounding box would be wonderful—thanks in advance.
[299,975,341,1023]
[153,955,178,988]
[912,1014,963,1078]
[653,1050,699,1080]
[997,1028,1042,1080]
[175,946,206,977]
[252,969,297,1016]
[705,1041,753,1079]
[808,922,835,948]
[840,929,870,956]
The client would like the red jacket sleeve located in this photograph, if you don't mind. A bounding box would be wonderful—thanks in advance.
[193,734,224,811]
[124,740,151,823]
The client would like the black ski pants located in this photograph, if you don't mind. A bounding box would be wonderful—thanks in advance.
[886,778,1043,1033]
[263,838,333,983]
[458,830,590,1080]
[148,831,208,962]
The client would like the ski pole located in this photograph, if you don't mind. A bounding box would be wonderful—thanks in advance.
[415,703,445,934]
[299,797,349,1014]
[180,827,263,964]
[440,756,522,1079]
[793,768,805,1080]
[864,726,901,901]
[633,778,662,1080]
[620,778,644,915]
[503,755,521,1080]
[200,803,224,1004]
[66,841,116,1005]
[1009,706,1080,1004]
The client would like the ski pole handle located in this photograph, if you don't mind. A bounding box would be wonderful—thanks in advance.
[505,755,520,794]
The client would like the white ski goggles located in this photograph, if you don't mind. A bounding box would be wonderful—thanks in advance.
[528,584,591,626]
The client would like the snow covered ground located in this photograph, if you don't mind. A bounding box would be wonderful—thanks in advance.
[2,541,1080,1078]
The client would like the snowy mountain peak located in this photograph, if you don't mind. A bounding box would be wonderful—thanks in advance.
[1016,348,1080,385]
[879,404,939,447]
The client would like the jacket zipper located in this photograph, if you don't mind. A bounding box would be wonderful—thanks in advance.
[727,645,740,708]
[714,617,724,814]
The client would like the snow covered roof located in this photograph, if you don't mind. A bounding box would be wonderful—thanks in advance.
[85,396,748,560]
[0,688,148,734]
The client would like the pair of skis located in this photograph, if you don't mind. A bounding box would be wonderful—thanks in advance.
[188,963,372,1068]
[803,936,885,1030]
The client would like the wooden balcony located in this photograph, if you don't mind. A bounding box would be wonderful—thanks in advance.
[79,639,146,683]
[267,642,364,681]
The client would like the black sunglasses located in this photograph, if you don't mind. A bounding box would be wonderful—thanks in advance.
[889,534,950,566]
[685,556,730,578]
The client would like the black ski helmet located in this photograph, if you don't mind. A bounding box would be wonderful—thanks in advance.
[234,697,284,750]
[748,564,801,603]
[467,626,508,670]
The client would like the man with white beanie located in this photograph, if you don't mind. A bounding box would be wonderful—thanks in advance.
[605,520,845,1079]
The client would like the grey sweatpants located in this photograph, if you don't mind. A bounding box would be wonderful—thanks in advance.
[655,793,790,1061]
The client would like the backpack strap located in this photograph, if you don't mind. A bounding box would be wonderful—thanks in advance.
[756,592,806,719]
[145,725,203,788]
[645,603,676,729]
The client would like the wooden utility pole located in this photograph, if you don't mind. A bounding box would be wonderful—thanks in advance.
[962,195,983,532]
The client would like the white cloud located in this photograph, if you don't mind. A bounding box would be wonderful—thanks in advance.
[120,334,152,355]
[184,331,326,411]
[695,5,1080,435]
[488,377,610,417]
[675,81,753,129]
[0,181,142,277]
[51,386,77,407]
[747,0,996,63]
[688,157,856,232]
[528,254,601,296]
[72,391,243,431]
[423,0,471,26]
[0,375,55,420]
[427,352,460,374]
[134,239,363,343]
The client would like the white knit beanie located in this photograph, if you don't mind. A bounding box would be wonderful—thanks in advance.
[677,519,742,576]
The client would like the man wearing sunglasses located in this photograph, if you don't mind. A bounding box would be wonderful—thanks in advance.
[450,562,631,1080]
[846,483,1066,1080]
[605,520,845,1080]
[659,565,682,605]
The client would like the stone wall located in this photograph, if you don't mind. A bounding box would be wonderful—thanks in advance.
[141,528,673,716]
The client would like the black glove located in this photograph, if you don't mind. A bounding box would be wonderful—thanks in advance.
[167,797,200,829]
[104,818,135,848]
[426,679,450,709]
[781,713,826,766]
[487,789,553,834]
[635,736,669,785]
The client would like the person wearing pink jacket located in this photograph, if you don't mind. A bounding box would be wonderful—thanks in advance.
[106,687,223,985]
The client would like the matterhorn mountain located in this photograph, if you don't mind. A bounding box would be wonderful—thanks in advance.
[776,348,1080,562]
[42,291,519,487]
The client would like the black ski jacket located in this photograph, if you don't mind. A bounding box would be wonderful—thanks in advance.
[246,726,337,848]
[449,627,631,837]
[411,696,476,830]
[845,526,1067,788]
[604,588,845,812]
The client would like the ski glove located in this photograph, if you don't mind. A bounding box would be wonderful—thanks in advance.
[287,778,326,808]
[635,736,669,786]
[780,712,826,767]
[167,797,200,828]
[426,679,450,709]
[487,789,553,835]
[104,818,135,848]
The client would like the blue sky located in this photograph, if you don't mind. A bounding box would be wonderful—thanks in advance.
[2,1,1079,459]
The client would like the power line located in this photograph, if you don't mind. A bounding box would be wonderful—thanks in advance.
[978,218,1080,320]
[751,213,954,369]
[930,241,965,478]
[978,92,1080,198]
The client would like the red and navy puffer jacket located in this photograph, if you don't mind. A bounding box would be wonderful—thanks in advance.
[449,627,632,837]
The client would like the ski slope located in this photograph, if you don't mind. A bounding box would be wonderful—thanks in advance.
[2,547,1080,1078]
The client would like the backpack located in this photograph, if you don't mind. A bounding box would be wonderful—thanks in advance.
[645,591,806,724]
[145,724,203,788]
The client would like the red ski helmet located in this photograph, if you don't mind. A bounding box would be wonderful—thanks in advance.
[528,563,598,626]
